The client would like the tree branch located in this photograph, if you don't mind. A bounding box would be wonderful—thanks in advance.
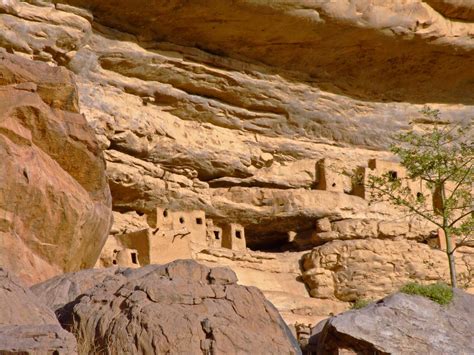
[369,183,443,228]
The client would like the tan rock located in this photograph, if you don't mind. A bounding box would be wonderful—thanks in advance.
[425,0,474,20]
[302,239,474,302]
[0,0,91,65]
[310,290,474,354]
[55,0,474,106]
[195,247,348,325]
[311,231,340,245]
[109,210,148,235]
[331,219,379,239]
[0,51,112,285]
[2,0,472,331]
[315,218,332,233]
[378,220,410,238]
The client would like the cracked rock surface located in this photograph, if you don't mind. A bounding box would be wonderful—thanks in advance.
[33,260,301,354]
[308,289,474,354]
[0,267,77,354]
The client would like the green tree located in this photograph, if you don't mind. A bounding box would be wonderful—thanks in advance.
[355,107,473,288]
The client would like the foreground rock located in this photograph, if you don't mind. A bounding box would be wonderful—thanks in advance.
[0,268,77,354]
[33,260,301,354]
[0,51,112,285]
[307,289,474,354]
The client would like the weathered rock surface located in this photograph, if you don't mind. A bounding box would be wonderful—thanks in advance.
[302,239,474,301]
[31,266,122,312]
[0,50,112,285]
[308,289,474,354]
[50,0,474,104]
[0,268,77,354]
[2,0,472,217]
[196,247,348,326]
[33,260,301,354]
[1,0,473,328]
[426,0,474,20]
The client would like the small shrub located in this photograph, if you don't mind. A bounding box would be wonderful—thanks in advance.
[400,282,453,305]
[350,299,371,310]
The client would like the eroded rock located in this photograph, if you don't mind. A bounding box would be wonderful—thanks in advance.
[0,268,77,354]
[0,51,112,285]
[302,239,473,301]
[308,289,474,354]
[33,260,301,354]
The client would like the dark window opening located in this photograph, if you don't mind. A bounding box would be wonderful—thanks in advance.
[163,209,168,217]
[235,230,242,239]
[137,211,144,216]
[214,231,220,240]
[196,218,203,225]
[131,252,138,264]
[388,171,398,181]
[179,216,185,224]
[331,182,336,187]
[112,260,117,265]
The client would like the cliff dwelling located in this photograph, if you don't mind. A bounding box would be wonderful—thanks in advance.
[98,157,450,264]
[2,1,473,352]
[98,207,248,266]
[315,158,350,193]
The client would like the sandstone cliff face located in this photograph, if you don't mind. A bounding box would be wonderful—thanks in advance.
[0,50,112,285]
[1,0,472,326]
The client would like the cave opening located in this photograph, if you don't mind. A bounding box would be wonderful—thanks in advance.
[246,229,315,253]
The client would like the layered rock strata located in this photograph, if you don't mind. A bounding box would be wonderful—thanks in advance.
[302,239,474,302]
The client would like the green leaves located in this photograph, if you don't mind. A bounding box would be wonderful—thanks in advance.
[359,107,473,288]
[400,282,453,305]
[370,107,473,235]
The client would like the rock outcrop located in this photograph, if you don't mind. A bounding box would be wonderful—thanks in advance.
[0,50,112,285]
[302,239,474,301]
[307,289,474,354]
[0,268,77,354]
[195,247,348,326]
[48,0,474,105]
[33,260,301,354]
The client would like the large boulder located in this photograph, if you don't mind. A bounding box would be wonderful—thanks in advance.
[308,289,474,354]
[33,260,301,354]
[0,268,77,354]
[0,51,112,285]
[302,238,474,301]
